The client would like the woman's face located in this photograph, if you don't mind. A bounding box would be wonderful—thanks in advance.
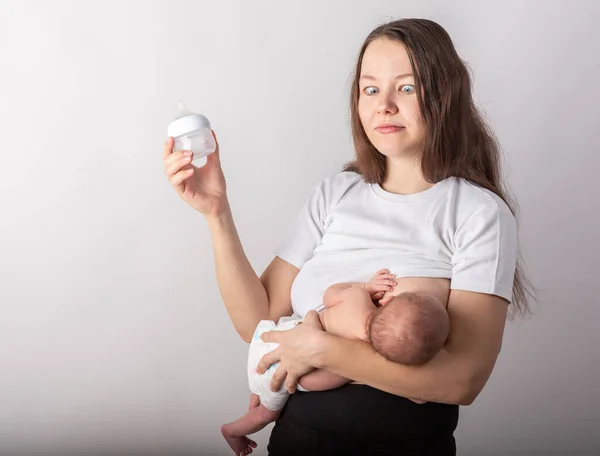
[358,38,425,160]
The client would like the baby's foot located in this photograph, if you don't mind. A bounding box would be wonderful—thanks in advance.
[221,424,257,456]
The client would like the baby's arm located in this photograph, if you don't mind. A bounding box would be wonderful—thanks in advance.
[322,282,366,308]
[323,269,397,307]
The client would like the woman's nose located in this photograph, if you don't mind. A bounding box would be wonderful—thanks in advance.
[376,96,398,115]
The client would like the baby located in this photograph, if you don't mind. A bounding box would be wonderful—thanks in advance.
[221,269,451,456]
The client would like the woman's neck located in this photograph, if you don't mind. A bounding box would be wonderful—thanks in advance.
[381,156,433,195]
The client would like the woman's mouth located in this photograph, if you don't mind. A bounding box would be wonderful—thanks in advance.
[375,125,405,134]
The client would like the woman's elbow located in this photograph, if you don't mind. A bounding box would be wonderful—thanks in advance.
[455,368,492,406]
[456,387,478,406]
[236,317,263,343]
[443,380,476,406]
[240,326,258,343]
[444,381,477,406]
[237,325,256,344]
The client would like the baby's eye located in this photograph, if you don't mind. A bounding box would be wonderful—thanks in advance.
[401,84,415,94]
[363,86,379,95]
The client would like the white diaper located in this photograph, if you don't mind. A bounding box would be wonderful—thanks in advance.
[247,315,309,411]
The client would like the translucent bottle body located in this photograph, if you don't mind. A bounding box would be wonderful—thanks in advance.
[173,127,216,165]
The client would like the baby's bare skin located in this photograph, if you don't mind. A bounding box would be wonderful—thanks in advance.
[345,275,451,387]
[318,275,450,344]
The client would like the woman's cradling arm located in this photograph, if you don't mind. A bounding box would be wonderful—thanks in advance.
[315,289,508,405]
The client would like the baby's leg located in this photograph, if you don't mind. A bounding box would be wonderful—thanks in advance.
[221,405,281,455]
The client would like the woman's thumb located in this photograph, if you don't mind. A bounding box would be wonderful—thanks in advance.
[209,130,221,164]
[305,310,320,323]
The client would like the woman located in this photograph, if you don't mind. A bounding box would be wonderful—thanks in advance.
[163,18,533,456]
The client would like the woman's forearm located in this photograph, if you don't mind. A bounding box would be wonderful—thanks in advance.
[207,202,269,341]
[315,334,475,405]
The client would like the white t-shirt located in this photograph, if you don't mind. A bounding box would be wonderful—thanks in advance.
[274,171,518,318]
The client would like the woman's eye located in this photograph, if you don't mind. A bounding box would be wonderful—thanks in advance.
[401,84,415,94]
[363,87,379,95]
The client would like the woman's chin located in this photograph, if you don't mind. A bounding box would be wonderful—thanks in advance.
[377,147,420,161]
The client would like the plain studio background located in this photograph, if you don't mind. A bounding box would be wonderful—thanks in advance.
[0,0,598,455]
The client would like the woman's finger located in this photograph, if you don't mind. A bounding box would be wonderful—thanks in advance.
[165,152,193,178]
[303,310,321,326]
[285,373,299,395]
[164,149,190,167]
[256,344,281,374]
[162,137,174,160]
[270,363,288,392]
[260,329,280,344]
[169,167,194,188]
[208,130,221,164]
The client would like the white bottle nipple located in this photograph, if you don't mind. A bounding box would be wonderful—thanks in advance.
[176,100,192,119]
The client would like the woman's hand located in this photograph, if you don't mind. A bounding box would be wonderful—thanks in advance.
[162,131,228,218]
[256,310,327,394]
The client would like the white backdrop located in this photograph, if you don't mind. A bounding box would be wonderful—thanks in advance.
[1,0,599,454]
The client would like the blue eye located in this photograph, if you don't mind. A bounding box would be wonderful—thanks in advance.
[401,84,415,94]
[363,87,379,95]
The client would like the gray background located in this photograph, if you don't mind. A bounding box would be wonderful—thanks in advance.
[1,0,599,454]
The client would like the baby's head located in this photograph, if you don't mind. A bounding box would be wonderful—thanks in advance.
[367,292,449,365]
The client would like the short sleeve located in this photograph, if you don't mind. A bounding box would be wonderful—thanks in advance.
[273,181,328,270]
[450,201,518,302]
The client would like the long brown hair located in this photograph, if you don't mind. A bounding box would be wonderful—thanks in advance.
[344,18,536,318]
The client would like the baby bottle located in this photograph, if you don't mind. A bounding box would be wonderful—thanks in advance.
[167,101,216,167]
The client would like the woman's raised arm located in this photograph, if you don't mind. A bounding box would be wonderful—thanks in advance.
[163,134,298,342]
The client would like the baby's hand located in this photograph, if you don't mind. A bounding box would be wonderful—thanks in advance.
[378,295,394,306]
[364,269,397,301]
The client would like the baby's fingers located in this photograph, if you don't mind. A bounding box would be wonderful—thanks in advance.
[372,291,385,300]
[379,296,393,305]
[375,279,397,289]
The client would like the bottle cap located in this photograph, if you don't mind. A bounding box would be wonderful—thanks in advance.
[167,101,211,138]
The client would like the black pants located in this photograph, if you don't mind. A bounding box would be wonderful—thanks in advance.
[267,384,458,456]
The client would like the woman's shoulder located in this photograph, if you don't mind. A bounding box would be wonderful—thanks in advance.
[446,178,517,238]
[308,170,365,203]
[451,178,515,220]
[319,170,364,190]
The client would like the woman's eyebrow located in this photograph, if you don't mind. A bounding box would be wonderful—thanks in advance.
[360,73,414,81]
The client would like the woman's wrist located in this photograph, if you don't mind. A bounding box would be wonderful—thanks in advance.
[313,331,344,370]
[206,198,233,230]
